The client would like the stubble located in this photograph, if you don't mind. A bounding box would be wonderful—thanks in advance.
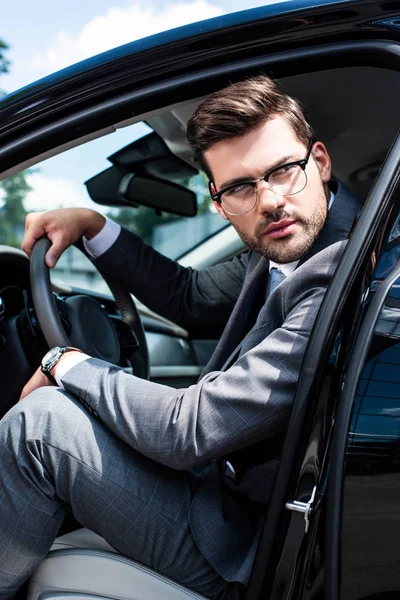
[233,189,328,264]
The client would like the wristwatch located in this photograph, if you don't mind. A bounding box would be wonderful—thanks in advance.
[41,346,80,382]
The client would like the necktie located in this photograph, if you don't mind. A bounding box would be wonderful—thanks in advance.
[268,267,286,295]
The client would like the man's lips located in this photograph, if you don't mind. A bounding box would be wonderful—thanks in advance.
[264,220,297,239]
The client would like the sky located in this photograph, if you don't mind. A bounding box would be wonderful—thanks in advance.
[1,0,284,94]
[1,0,285,212]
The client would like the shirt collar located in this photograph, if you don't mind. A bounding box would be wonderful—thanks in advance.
[269,190,335,275]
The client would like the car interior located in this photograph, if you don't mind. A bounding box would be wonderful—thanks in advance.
[1,59,400,599]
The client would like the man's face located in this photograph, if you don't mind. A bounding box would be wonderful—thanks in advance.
[205,116,332,264]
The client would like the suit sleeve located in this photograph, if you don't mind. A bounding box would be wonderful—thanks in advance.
[94,226,249,334]
[62,241,346,470]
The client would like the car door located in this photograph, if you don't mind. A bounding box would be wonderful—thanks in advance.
[244,124,400,600]
[337,217,400,600]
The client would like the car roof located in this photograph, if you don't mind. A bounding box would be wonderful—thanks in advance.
[0,0,350,110]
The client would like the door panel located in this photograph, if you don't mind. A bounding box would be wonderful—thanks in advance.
[248,123,400,600]
[341,228,400,599]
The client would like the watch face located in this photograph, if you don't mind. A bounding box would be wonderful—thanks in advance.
[42,346,62,368]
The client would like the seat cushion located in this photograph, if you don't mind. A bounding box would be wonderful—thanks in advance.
[51,528,118,554]
[28,528,208,600]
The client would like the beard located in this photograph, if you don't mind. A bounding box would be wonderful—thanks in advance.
[233,188,328,264]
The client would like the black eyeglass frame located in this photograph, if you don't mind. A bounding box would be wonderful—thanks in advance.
[209,138,316,204]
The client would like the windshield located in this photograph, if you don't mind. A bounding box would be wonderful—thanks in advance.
[0,122,226,295]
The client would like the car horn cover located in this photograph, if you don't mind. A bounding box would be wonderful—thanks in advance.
[65,295,121,364]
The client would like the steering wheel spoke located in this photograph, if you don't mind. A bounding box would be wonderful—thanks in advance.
[53,293,72,334]
[109,316,139,351]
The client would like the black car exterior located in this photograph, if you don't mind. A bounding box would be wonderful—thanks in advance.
[2,1,400,599]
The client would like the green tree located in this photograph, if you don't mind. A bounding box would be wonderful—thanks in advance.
[0,172,31,245]
[0,38,10,96]
[188,172,213,215]
[0,39,30,247]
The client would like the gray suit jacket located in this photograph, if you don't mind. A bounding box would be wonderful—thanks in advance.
[63,181,361,585]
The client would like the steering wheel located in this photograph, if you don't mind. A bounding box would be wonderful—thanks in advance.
[30,237,149,380]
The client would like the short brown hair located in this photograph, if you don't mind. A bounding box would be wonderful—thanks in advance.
[186,74,315,180]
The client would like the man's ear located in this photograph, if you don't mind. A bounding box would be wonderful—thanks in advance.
[208,181,229,221]
[213,200,230,221]
[312,141,331,183]
[210,182,230,221]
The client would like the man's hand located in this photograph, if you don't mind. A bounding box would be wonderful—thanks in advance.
[19,367,55,401]
[21,208,106,268]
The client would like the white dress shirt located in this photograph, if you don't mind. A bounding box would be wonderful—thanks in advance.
[82,216,121,259]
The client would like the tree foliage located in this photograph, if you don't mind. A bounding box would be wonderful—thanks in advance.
[0,39,9,71]
[0,39,30,246]
[0,38,10,96]
[0,172,32,246]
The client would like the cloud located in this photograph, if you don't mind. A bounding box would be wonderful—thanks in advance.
[23,173,104,213]
[30,1,224,77]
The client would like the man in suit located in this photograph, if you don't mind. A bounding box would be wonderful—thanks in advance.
[0,75,360,599]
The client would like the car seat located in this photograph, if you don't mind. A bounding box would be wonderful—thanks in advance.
[28,528,208,600]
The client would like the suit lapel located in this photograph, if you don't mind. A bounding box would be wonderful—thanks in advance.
[201,256,269,374]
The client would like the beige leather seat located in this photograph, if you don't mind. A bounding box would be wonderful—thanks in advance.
[28,528,208,600]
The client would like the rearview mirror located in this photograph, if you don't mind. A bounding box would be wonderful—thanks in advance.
[119,173,197,217]
[85,167,197,217]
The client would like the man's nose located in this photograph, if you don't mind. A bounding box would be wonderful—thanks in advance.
[256,180,286,213]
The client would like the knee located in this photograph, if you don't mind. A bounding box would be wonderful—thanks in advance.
[21,384,67,407]
[0,387,83,451]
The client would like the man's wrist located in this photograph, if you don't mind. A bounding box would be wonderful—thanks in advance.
[82,217,121,259]
[52,351,91,388]
[49,349,85,379]
[81,211,106,240]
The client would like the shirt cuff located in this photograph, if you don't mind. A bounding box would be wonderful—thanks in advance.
[54,352,91,388]
[82,216,121,259]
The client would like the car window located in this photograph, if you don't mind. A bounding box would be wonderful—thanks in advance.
[0,121,225,296]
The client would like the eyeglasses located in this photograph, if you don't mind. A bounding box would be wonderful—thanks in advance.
[209,139,315,216]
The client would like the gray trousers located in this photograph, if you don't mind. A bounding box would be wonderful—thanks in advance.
[0,388,243,600]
